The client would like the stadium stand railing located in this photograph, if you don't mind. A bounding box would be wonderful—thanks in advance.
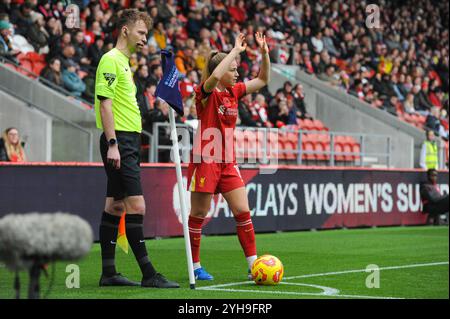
[149,122,393,168]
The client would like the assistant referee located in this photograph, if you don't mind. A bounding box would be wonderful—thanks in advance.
[95,8,179,288]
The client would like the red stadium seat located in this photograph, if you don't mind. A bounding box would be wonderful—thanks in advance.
[352,144,361,162]
[26,52,45,63]
[235,133,245,159]
[312,119,326,131]
[19,59,33,72]
[277,140,285,160]
[314,142,327,161]
[301,133,311,143]
[302,142,316,160]
[334,143,345,162]
[283,141,297,160]
[32,61,46,75]
[343,144,354,161]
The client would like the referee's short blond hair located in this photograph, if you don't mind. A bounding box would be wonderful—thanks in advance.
[116,8,153,32]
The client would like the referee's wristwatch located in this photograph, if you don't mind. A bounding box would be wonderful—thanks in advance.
[108,138,117,147]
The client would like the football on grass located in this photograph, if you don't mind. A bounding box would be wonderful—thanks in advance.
[251,255,284,285]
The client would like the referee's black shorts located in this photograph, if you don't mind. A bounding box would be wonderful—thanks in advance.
[100,131,143,200]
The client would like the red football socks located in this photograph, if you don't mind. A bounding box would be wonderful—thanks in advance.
[188,215,204,263]
[234,212,257,257]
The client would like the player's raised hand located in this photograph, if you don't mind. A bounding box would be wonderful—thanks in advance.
[255,32,269,54]
[233,33,247,53]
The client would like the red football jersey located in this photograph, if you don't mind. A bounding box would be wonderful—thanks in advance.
[192,82,247,163]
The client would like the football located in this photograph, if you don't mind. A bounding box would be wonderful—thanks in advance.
[251,255,284,285]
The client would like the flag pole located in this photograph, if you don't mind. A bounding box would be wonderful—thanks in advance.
[168,106,196,289]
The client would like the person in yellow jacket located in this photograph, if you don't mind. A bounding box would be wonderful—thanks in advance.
[420,130,439,169]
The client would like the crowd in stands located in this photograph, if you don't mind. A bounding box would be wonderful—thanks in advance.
[0,0,449,158]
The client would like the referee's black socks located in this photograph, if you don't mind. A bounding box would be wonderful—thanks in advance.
[125,214,157,279]
[99,211,120,277]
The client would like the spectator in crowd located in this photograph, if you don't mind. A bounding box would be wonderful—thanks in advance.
[134,63,149,114]
[0,127,27,162]
[318,65,338,85]
[180,69,198,100]
[293,84,313,119]
[62,60,86,97]
[238,94,259,127]
[404,93,419,114]
[440,107,449,132]
[269,97,290,128]
[56,43,78,70]
[382,95,399,117]
[40,57,62,86]
[0,19,19,63]
[72,30,92,72]
[10,1,33,36]
[148,63,163,85]
[248,93,270,127]
[87,34,105,67]
[144,100,171,162]
[420,169,449,225]
[414,84,434,115]
[426,107,449,140]
[28,11,49,54]
[420,130,439,170]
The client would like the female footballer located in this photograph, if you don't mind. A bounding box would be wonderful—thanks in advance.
[187,32,270,280]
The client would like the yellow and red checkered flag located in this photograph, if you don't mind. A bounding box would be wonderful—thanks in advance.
[117,212,129,254]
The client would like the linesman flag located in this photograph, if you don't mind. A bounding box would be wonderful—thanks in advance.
[117,212,128,254]
[155,49,184,116]
[155,49,195,289]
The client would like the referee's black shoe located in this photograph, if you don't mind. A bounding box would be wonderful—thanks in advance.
[141,273,180,288]
[99,273,140,287]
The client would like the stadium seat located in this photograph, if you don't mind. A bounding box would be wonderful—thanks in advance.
[314,142,327,161]
[352,144,361,162]
[277,140,285,160]
[302,142,316,160]
[235,133,244,159]
[26,52,45,63]
[297,118,315,131]
[312,119,326,131]
[243,131,257,159]
[18,60,34,77]
[343,144,354,161]
[32,61,46,75]
[283,141,297,160]
[287,132,299,145]
[334,143,345,162]
[301,133,311,143]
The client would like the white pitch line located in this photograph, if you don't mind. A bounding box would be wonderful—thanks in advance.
[278,282,340,296]
[198,261,449,291]
[283,261,449,280]
[201,288,401,299]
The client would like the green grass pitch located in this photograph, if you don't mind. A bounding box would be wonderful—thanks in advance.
[0,226,448,299]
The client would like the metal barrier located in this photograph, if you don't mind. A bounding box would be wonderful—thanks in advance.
[149,122,394,167]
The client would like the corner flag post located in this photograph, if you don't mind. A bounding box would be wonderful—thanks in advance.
[155,49,196,289]
[167,107,196,289]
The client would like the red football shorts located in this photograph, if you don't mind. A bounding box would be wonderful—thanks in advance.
[187,162,245,194]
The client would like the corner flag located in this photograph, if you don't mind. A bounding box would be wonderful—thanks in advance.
[155,49,184,116]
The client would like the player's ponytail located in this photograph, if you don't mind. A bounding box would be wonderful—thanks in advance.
[201,50,227,83]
